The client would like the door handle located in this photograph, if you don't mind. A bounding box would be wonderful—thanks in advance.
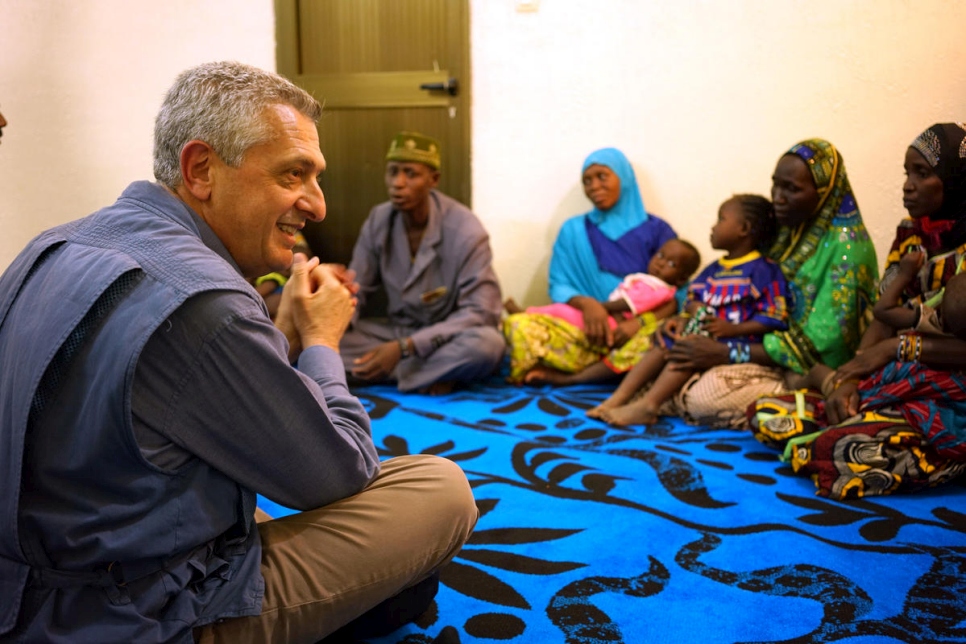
[419,78,459,97]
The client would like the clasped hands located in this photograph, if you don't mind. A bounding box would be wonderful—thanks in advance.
[275,253,358,361]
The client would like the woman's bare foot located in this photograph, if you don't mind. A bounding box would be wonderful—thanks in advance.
[503,297,523,314]
[523,365,574,386]
[599,401,658,427]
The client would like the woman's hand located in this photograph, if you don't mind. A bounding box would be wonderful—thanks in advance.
[662,316,684,340]
[833,338,897,384]
[572,297,613,347]
[825,380,860,425]
[666,335,729,371]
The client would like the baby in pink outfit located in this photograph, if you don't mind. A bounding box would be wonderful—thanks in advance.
[525,238,700,330]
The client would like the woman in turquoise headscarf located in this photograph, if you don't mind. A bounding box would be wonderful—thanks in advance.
[504,148,683,384]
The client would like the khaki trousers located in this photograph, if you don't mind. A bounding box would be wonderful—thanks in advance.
[196,455,478,644]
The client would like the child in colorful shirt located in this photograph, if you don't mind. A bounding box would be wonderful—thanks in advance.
[588,194,789,426]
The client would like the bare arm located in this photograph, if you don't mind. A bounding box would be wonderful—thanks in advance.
[873,251,923,331]
[666,335,777,371]
[570,295,613,348]
[612,299,680,347]
[920,335,966,369]
[602,299,631,314]
[703,318,773,339]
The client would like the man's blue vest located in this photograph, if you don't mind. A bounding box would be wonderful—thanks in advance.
[0,182,265,642]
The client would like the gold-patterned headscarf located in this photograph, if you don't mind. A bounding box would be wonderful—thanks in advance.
[768,139,860,279]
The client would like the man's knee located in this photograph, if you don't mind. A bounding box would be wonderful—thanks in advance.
[450,325,506,372]
[386,455,478,535]
[474,326,508,366]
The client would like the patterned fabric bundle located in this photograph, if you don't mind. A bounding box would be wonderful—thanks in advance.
[787,411,966,499]
[858,361,966,458]
[747,389,825,451]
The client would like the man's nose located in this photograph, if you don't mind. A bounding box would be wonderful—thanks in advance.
[299,180,326,222]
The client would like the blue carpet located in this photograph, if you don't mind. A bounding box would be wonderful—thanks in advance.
[258,381,966,644]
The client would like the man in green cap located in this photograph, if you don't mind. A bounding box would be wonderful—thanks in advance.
[341,131,505,394]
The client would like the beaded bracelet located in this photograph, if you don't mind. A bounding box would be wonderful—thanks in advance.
[728,341,751,364]
[896,333,922,362]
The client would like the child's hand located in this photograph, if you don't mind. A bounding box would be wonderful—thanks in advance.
[662,316,684,339]
[701,317,733,338]
[898,251,924,279]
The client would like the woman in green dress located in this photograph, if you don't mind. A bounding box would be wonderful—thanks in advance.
[662,139,879,428]
[751,123,966,499]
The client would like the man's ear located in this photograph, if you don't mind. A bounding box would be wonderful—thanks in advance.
[179,140,215,201]
[429,169,441,188]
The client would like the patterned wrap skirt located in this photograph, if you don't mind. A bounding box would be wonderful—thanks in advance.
[747,362,966,499]
[503,312,661,384]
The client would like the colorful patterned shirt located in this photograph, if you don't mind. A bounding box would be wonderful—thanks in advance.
[687,251,789,342]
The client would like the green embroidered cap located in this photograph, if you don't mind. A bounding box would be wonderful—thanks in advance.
[386,131,441,170]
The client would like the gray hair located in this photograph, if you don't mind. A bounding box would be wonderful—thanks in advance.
[153,61,322,187]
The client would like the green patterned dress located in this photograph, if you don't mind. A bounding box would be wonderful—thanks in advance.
[673,139,879,427]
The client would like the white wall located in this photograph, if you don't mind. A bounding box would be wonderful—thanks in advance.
[0,0,275,269]
[472,0,966,304]
[3,1,966,307]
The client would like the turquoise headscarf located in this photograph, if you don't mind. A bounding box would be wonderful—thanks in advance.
[549,148,661,303]
[582,147,649,240]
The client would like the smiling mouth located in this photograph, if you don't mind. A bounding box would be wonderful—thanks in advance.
[278,223,301,236]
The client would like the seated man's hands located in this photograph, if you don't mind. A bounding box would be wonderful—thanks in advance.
[277,254,358,361]
[351,341,404,382]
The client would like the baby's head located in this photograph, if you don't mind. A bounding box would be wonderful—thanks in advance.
[713,194,778,254]
[648,238,702,287]
[940,271,966,340]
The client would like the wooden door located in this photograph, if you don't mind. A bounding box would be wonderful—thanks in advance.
[275,0,471,265]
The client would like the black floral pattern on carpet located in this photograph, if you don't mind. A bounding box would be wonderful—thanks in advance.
[259,381,966,644]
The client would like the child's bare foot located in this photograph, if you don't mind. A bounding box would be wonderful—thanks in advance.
[503,297,523,314]
[523,365,573,386]
[599,402,658,427]
[586,398,620,418]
